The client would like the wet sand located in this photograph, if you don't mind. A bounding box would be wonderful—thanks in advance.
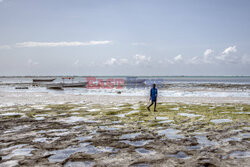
[0,92,250,167]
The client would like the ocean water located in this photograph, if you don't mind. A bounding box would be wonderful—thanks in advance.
[0,76,249,97]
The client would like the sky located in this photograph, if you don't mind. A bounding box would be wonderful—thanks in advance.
[0,0,250,76]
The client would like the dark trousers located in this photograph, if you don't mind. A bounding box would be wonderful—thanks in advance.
[148,100,157,111]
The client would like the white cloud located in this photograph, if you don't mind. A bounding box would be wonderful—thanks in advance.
[119,58,129,64]
[216,46,238,63]
[28,59,39,65]
[174,54,183,62]
[0,45,11,50]
[222,46,237,55]
[16,41,112,47]
[131,42,147,46]
[204,49,213,56]
[203,49,214,63]
[133,54,151,64]
[188,56,200,64]
[105,58,117,65]
[241,55,250,64]
[74,60,79,65]
[0,0,3,3]
[105,55,151,66]
[105,58,129,66]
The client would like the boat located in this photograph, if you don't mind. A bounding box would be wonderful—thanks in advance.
[33,78,56,82]
[62,82,87,87]
[47,84,63,90]
[15,86,28,89]
[125,78,146,84]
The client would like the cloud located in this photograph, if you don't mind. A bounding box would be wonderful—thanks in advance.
[222,46,237,55]
[188,56,200,64]
[0,0,3,3]
[105,55,151,66]
[133,54,151,64]
[104,58,129,66]
[74,60,79,65]
[28,59,39,66]
[16,41,112,47]
[204,49,214,56]
[203,49,214,63]
[105,58,117,65]
[0,45,11,50]
[241,55,250,64]
[119,58,129,64]
[216,46,238,63]
[131,42,147,46]
[174,54,183,62]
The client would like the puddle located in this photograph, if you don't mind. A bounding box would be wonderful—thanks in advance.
[195,135,217,147]
[167,151,190,159]
[158,129,184,139]
[47,129,68,133]
[210,119,232,124]
[112,120,122,124]
[116,111,139,117]
[60,116,98,123]
[58,113,67,116]
[116,114,126,118]
[33,137,48,143]
[77,136,93,142]
[229,151,250,158]
[2,147,35,160]
[178,113,201,118]
[1,144,27,153]
[158,120,174,124]
[233,112,250,114]
[87,109,100,112]
[71,112,80,115]
[4,125,30,134]
[120,133,141,139]
[0,160,19,167]
[126,110,139,115]
[242,127,250,131]
[131,163,151,167]
[223,136,242,142]
[34,117,45,120]
[239,133,250,139]
[107,107,120,110]
[49,143,117,163]
[64,161,95,167]
[186,145,201,150]
[35,114,48,117]
[99,126,118,131]
[169,107,179,111]
[0,113,22,116]
[155,116,168,120]
[135,148,156,155]
[120,140,152,146]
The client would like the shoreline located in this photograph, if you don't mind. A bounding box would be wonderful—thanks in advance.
[1,92,250,106]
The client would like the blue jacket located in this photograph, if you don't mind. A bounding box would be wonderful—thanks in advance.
[150,88,158,101]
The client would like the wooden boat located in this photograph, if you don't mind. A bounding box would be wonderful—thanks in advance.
[33,78,56,82]
[15,86,28,89]
[125,78,146,83]
[62,82,87,87]
[47,84,63,90]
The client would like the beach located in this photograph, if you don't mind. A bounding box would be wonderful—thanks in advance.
[0,77,250,167]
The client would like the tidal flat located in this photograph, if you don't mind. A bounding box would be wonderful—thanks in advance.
[0,102,249,167]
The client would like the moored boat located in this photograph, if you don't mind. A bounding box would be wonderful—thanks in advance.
[33,78,56,82]
[62,82,87,87]
[47,84,63,90]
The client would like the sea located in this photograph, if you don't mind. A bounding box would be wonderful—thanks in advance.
[0,76,249,97]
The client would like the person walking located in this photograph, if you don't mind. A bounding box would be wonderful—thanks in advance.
[147,84,158,112]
